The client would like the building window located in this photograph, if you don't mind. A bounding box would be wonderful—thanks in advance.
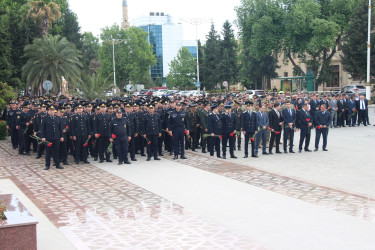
[326,65,340,87]
[284,72,288,77]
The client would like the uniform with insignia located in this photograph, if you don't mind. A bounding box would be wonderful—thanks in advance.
[93,111,112,163]
[232,104,243,150]
[241,102,258,157]
[168,104,189,159]
[6,104,19,149]
[123,109,138,161]
[314,109,332,151]
[16,106,32,155]
[70,109,91,164]
[143,106,162,160]
[198,106,210,153]
[186,106,199,151]
[221,106,237,159]
[207,106,222,158]
[110,112,131,165]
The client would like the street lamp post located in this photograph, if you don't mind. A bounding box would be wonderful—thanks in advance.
[366,0,372,100]
[112,39,117,88]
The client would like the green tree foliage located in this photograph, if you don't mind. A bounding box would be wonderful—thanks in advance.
[200,24,222,90]
[236,0,355,90]
[166,47,196,89]
[70,73,111,100]
[27,1,61,37]
[341,0,375,81]
[218,20,238,90]
[0,82,16,111]
[22,35,82,95]
[0,4,12,85]
[99,25,156,90]
[81,32,100,74]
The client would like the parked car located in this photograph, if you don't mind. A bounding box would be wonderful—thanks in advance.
[187,90,206,97]
[132,91,140,96]
[138,89,153,96]
[341,85,366,96]
[153,89,168,97]
[245,90,266,98]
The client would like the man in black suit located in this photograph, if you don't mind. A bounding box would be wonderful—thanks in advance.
[282,101,297,153]
[314,104,332,151]
[298,103,313,153]
[241,101,258,158]
[357,95,368,126]
[337,95,346,127]
[268,103,283,154]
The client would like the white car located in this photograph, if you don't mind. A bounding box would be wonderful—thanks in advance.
[245,90,266,98]
[153,89,168,97]
[187,90,206,97]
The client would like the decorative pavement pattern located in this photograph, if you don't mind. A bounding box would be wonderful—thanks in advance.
[167,151,375,222]
[0,140,263,250]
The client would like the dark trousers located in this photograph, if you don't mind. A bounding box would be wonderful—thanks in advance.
[244,132,255,156]
[74,135,88,162]
[209,137,220,156]
[283,127,294,152]
[358,109,367,125]
[128,135,136,159]
[158,133,164,154]
[164,131,171,151]
[46,139,60,166]
[299,128,311,150]
[337,111,345,126]
[255,129,267,154]
[31,137,37,152]
[222,133,235,156]
[136,135,145,154]
[59,140,68,162]
[269,131,281,152]
[315,127,328,150]
[37,140,45,157]
[114,136,129,163]
[173,128,185,156]
[146,134,158,158]
[347,110,356,126]
[236,132,242,148]
[98,136,110,160]
[10,127,18,148]
[201,130,208,150]
[186,131,198,150]
[18,129,30,153]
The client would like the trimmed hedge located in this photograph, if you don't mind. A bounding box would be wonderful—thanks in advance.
[0,120,7,140]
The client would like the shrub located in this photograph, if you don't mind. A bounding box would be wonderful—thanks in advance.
[0,120,7,140]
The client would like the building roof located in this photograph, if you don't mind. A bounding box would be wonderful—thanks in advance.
[122,0,128,7]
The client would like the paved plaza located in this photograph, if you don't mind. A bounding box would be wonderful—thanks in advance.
[1,107,375,250]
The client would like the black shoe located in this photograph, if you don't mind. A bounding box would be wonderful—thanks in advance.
[276,151,282,154]
[154,157,161,160]
[284,151,288,154]
[262,152,269,155]
[237,147,241,151]
[252,154,258,158]
[223,155,226,159]
[124,160,131,164]
[196,146,201,149]
[268,152,273,155]
[305,149,312,152]
[243,155,248,158]
[314,148,318,152]
[169,151,173,156]
[74,161,79,164]
[173,155,178,160]
[192,148,195,152]
[323,149,328,151]
[131,158,137,161]
[180,155,187,159]
[114,156,118,160]
[35,155,41,159]
[298,150,302,153]
[56,165,64,169]
[63,161,69,165]
[202,150,207,153]
[99,159,104,163]
[159,153,164,156]
[94,157,98,161]
[289,150,295,153]
[147,157,151,161]
[217,156,222,158]
[83,161,90,164]
[342,126,346,127]
[141,153,146,157]
[118,162,123,165]
[44,165,50,170]
[106,159,113,163]
[230,155,237,158]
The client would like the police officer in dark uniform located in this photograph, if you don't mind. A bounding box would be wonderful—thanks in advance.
[134,102,146,156]
[241,101,258,158]
[91,104,100,160]
[207,104,222,158]
[29,103,39,152]
[6,100,19,149]
[143,104,162,161]
[156,100,166,156]
[16,103,32,155]
[70,104,91,164]
[57,106,70,165]
[110,109,131,165]
[124,103,138,161]
[314,104,332,151]
[232,101,243,151]
[93,103,113,163]
[168,102,189,159]
[34,103,47,158]
[186,103,199,151]
[198,102,210,153]
[221,105,237,159]
[165,100,176,155]
[40,105,64,170]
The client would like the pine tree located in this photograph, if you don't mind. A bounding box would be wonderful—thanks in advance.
[341,0,375,81]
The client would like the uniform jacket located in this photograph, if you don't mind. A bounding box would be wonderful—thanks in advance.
[241,111,257,133]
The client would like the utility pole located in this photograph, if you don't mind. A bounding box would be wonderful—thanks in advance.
[366,0,372,100]
[180,18,212,92]
[112,39,116,88]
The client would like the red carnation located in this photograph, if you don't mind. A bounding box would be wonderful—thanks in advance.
[295,106,298,110]
[97,133,101,137]
[219,135,222,140]
[83,143,88,147]
[148,141,151,145]
[230,132,235,137]
[112,134,116,139]
[184,129,188,134]
[47,142,53,147]
[0,120,4,123]
[316,126,321,129]
[306,119,310,122]
[275,131,281,135]
[250,138,255,142]
[66,125,69,129]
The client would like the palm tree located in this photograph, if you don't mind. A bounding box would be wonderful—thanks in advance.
[71,73,112,100]
[27,1,61,37]
[22,35,82,95]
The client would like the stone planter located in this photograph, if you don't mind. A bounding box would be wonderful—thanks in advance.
[0,194,38,250]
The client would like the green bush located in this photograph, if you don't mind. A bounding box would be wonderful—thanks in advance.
[0,120,7,140]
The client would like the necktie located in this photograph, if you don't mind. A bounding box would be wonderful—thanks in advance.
[289,109,291,116]
[323,111,325,115]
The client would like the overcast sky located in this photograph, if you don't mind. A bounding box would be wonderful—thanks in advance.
[69,0,242,42]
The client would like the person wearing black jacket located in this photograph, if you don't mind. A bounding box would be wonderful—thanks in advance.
[314,104,332,151]
[70,104,91,164]
[268,103,283,154]
[241,101,258,158]
[337,95,347,127]
[221,105,237,159]
[110,109,131,165]
[144,104,162,161]
[93,103,113,163]
[282,101,297,153]
[124,104,138,161]
[297,103,313,153]
[7,101,19,149]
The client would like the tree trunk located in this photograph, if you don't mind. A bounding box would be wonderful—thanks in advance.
[287,52,305,76]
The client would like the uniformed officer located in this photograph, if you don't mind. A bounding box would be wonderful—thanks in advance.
[297,103,313,153]
[232,101,243,151]
[40,105,64,170]
[6,100,19,149]
[207,104,222,158]
[56,107,70,165]
[165,100,176,155]
[70,104,91,164]
[110,109,131,165]
[221,105,237,159]
[168,102,189,159]
[124,103,138,161]
[282,101,297,153]
[34,103,47,158]
[198,102,210,153]
[143,104,162,161]
[314,104,331,151]
[93,103,113,163]
[241,101,258,158]
[16,104,32,155]
[186,103,199,151]
[134,102,146,156]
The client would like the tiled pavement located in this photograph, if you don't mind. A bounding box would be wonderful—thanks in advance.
[167,151,375,222]
[0,140,263,249]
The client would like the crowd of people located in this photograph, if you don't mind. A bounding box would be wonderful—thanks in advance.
[4,91,372,170]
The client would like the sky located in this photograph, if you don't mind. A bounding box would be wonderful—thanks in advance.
[69,0,242,42]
